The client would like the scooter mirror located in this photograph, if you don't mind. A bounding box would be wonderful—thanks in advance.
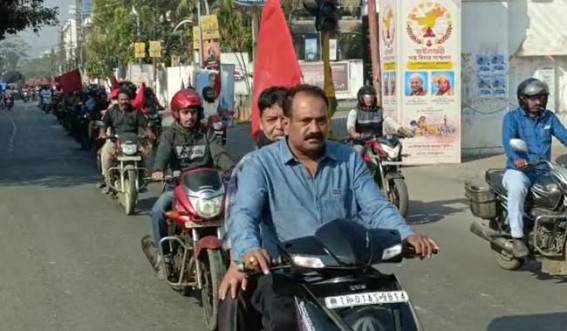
[510,138,528,153]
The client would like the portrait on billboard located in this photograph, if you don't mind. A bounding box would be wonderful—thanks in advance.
[431,71,454,96]
[388,72,397,96]
[382,72,390,96]
[404,71,427,96]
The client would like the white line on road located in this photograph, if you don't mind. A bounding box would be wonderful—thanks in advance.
[7,113,17,154]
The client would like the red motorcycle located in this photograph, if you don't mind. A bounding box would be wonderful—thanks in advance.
[142,167,228,330]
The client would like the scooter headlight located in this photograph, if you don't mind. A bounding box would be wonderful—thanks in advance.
[120,143,138,155]
[189,195,223,219]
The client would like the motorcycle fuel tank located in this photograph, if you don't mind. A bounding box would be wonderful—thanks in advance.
[530,174,563,211]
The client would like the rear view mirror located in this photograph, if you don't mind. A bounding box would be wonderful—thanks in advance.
[510,139,528,153]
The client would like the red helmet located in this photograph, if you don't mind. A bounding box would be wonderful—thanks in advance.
[169,89,202,121]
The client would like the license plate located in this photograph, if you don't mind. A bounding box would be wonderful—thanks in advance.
[324,290,409,309]
[117,156,142,161]
[381,161,403,166]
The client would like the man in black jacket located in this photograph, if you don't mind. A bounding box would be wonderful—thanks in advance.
[149,89,234,279]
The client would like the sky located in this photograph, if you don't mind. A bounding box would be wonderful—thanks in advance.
[17,0,71,58]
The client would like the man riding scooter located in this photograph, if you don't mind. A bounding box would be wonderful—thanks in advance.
[98,88,154,193]
[346,85,411,153]
[501,78,567,258]
[148,88,235,279]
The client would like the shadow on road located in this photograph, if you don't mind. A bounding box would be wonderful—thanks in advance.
[487,312,567,331]
[0,153,99,188]
[406,198,468,224]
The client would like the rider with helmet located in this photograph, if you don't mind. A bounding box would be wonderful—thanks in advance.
[502,78,567,258]
[346,85,409,153]
[149,88,235,278]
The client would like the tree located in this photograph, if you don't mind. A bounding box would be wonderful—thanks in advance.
[0,37,31,73]
[17,51,56,79]
[0,0,59,41]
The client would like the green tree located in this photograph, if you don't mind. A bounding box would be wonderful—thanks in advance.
[0,37,31,73]
[0,0,59,40]
[18,51,56,79]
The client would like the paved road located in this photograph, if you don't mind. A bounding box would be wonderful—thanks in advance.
[2,102,567,331]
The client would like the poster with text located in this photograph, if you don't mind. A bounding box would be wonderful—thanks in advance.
[400,0,461,164]
[378,0,399,122]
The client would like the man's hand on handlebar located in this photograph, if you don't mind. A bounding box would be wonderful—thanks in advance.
[403,234,439,259]
[151,171,164,181]
[514,158,528,169]
[241,248,271,275]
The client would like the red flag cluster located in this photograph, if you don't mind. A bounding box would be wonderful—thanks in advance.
[250,0,302,140]
[54,69,83,94]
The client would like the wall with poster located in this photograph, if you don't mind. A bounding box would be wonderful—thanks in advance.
[380,0,461,164]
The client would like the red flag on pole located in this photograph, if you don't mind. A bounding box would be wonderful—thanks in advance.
[250,0,302,140]
[59,69,83,94]
[132,82,146,111]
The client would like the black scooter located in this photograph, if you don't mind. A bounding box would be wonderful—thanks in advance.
[239,219,425,331]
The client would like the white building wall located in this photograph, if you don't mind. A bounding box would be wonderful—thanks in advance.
[461,0,567,156]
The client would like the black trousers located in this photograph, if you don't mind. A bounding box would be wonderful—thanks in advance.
[218,274,297,331]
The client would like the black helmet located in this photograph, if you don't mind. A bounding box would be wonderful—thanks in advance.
[357,85,377,108]
[517,78,549,110]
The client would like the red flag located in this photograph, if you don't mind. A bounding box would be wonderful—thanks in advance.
[109,76,120,89]
[59,69,82,94]
[251,0,301,140]
[132,82,146,111]
[213,72,221,97]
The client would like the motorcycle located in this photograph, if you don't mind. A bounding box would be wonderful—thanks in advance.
[144,109,162,147]
[466,138,567,274]
[104,133,149,215]
[4,96,14,111]
[237,219,425,331]
[344,134,411,217]
[207,115,227,145]
[141,167,228,330]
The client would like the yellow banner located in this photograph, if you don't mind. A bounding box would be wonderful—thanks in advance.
[200,15,220,40]
[192,27,200,49]
[134,42,146,58]
[149,40,162,58]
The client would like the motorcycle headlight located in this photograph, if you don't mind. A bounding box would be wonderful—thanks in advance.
[381,144,401,159]
[120,143,138,155]
[189,195,223,219]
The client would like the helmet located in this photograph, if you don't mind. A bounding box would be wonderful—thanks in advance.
[517,78,549,110]
[357,85,377,107]
[169,89,202,121]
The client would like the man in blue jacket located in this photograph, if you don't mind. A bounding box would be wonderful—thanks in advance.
[227,84,438,330]
[502,78,567,258]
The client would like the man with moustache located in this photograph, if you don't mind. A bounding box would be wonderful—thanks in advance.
[226,84,438,330]
[217,86,287,331]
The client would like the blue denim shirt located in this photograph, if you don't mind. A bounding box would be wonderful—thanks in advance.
[502,108,567,174]
[228,139,415,262]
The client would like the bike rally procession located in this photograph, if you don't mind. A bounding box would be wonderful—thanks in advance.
[2,0,567,330]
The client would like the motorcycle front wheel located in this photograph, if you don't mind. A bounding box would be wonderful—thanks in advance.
[122,169,138,215]
[390,178,409,218]
[200,249,227,331]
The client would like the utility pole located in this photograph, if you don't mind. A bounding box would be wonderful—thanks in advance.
[304,0,339,137]
[366,0,380,88]
[75,0,83,70]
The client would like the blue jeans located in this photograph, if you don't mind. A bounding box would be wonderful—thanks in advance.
[150,191,174,249]
[502,169,533,238]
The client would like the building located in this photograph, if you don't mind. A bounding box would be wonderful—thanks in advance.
[60,18,78,69]
[461,0,567,155]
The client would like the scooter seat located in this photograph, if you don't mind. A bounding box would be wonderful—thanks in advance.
[485,168,507,196]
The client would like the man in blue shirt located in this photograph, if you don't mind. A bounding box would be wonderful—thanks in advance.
[227,84,438,330]
[502,78,567,258]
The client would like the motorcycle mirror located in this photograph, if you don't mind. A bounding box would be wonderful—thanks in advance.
[509,138,528,153]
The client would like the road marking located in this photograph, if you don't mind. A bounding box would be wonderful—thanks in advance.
[7,113,17,154]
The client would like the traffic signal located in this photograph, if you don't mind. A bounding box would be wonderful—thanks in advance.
[303,0,339,32]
